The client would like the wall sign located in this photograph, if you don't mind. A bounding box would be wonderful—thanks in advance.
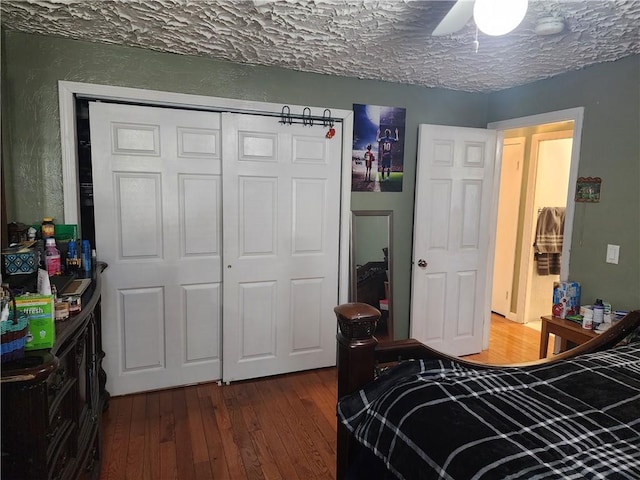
[575,177,602,202]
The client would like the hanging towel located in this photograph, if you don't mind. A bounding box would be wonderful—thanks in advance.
[535,252,562,276]
[534,207,565,275]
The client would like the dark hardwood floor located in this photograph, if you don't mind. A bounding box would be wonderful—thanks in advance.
[100,368,338,480]
[100,315,546,479]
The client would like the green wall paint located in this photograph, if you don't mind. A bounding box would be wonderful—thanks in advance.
[488,55,640,311]
[2,30,638,338]
[354,215,388,267]
[1,31,487,339]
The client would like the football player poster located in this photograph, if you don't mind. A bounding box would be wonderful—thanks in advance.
[352,104,406,192]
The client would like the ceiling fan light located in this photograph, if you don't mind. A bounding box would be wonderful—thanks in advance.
[473,0,529,36]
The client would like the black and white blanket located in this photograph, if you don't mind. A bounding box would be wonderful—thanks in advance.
[338,342,640,479]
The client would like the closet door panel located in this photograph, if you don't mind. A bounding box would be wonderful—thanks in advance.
[91,102,222,395]
[222,113,342,382]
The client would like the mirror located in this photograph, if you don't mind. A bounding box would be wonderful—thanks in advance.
[351,210,393,339]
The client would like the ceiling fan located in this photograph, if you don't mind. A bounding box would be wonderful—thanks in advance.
[431,0,530,37]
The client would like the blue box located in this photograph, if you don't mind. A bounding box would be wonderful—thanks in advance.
[2,249,38,275]
[552,281,581,319]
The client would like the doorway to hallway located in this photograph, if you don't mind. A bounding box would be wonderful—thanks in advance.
[491,121,576,326]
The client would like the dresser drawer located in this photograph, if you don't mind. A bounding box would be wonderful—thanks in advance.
[47,342,76,411]
[48,421,76,480]
[46,388,75,462]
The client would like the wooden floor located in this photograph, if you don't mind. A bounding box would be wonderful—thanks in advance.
[464,313,553,363]
[100,367,338,480]
[99,315,547,480]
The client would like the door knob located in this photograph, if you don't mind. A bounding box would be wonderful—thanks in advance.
[417,259,427,268]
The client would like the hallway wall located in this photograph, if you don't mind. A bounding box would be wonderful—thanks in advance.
[525,136,572,323]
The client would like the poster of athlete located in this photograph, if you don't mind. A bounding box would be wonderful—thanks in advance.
[352,104,406,192]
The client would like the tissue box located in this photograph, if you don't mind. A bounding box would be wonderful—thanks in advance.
[15,294,55,350]
[552,281,581,319]
[2,249,38,275]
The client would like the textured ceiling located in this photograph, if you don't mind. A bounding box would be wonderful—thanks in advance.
[1,0,639,92]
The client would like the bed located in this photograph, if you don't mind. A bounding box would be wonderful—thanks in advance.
[335,303,640,480]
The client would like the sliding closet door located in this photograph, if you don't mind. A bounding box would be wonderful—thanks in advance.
[90,102,222,396]
[221,113,342,383]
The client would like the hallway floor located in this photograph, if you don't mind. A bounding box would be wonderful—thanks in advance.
[464,313,553,364]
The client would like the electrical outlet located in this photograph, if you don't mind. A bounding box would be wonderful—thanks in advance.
[606,244,620,264]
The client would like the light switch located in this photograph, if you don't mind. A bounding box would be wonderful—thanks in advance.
[606,244,620,264]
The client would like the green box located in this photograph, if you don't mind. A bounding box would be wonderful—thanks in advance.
[15,294,55,350]
[31,223,78,242]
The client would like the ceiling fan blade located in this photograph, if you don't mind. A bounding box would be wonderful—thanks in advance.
[431,0,475,36]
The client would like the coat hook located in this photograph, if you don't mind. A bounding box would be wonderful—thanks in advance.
[322,109,333,127]
[280,105,292,125]
[302,107,313,127]
[324,109,336,138]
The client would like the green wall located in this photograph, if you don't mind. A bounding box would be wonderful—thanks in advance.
[354,215,388,267]
[488,55,640,313]
[1,31,488,339]
[2,31,638,336]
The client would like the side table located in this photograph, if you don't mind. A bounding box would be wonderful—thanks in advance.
[539,315,599,359]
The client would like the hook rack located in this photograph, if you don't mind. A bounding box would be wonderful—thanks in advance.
[278,105,339,127]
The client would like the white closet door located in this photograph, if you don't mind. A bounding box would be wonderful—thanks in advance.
[90,102,222,396]
[221,113,342,382]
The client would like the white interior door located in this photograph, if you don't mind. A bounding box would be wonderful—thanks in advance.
[221,113,342,383]
[491,137,525,318]
[411,124,497,357]
[90,102,222,396]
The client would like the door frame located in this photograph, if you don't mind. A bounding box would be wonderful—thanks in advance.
[486,107,584,347]
[491,136,525,320]
[58,80,353,306]
[520,130,574,325]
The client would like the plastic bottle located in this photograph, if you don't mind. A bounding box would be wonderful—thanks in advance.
[82,240,92,275]
[45,238,62,276]
[42,217,55,238]
[67,240,76,260]
[593,299,604,328]
[66,240,81,272]
[581,308,593,330]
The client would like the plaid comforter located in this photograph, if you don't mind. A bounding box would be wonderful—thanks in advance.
[338,342,640,479]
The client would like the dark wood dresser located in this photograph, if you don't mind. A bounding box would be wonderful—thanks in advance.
[1,263,109,480]
[356,261,387,308]
[356,261,390,335]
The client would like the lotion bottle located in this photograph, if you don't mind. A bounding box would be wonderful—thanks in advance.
[45,238,61,276]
